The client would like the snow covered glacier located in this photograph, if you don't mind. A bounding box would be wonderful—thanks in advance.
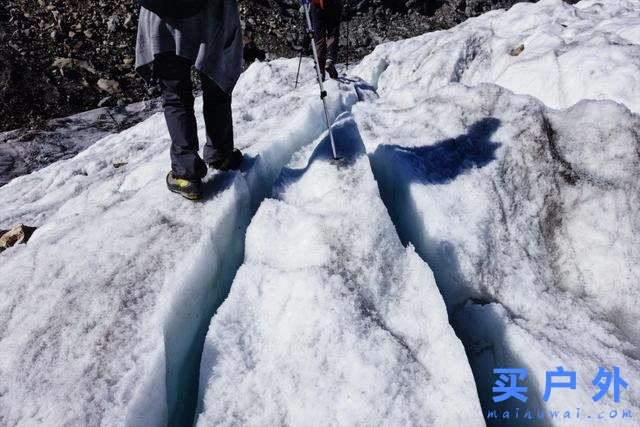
[195,114,483,426]
[1,0,639,425]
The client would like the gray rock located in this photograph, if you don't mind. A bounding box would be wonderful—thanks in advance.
[509,43,525,56]
[0,225,37,253]
[106,15,119,32]
[97,78,120,94]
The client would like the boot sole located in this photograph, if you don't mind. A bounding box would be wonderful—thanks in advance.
[167,186,202,200]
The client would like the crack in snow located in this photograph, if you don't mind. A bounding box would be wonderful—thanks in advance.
[174,78,379,425]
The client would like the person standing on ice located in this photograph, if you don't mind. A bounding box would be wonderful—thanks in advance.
[310,0,342,80]
[135,0,244,200]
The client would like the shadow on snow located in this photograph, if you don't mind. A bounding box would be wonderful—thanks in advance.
[374,117,502,185]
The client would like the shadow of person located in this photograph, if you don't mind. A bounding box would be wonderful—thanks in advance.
[375,117,501,185]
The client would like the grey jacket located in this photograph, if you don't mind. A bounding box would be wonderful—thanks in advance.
[135,0,243,94]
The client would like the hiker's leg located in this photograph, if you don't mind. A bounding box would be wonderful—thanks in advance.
[311,6,328,76]
[155,53,206,179]
[201,74,234,164]
[326,0,341,65]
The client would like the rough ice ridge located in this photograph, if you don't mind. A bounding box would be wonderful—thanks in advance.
[354,0,640,113]
[350,0,640,421]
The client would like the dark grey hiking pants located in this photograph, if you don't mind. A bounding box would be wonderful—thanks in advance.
[311,0,342,73]
[155,53,234,179]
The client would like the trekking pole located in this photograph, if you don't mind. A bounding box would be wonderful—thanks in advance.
[295,50,303,89]
[301,0,340,160]
[294,15,305,89]
[345,1,349,71]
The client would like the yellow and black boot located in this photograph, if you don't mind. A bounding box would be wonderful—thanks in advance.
[166,172,203,200]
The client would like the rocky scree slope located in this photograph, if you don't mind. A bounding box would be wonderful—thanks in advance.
[0,0,531,133]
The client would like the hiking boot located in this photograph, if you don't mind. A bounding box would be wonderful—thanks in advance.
[166,172,203,200]
[207,149,243,171]
[325,61,338,79]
